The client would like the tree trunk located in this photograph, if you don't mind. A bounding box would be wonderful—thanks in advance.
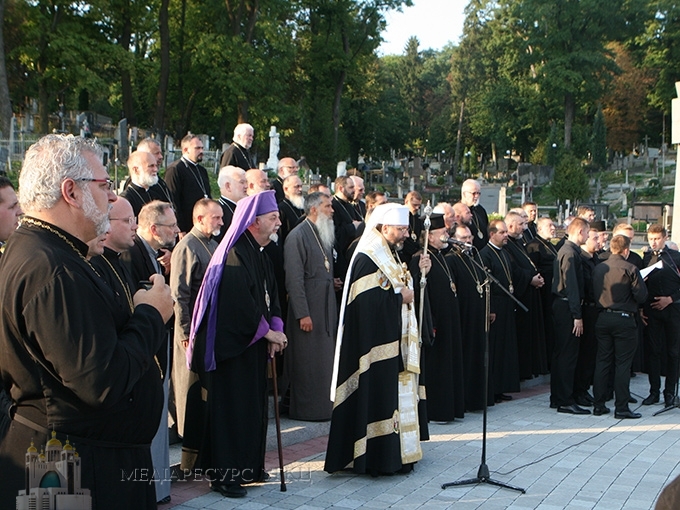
[0,0,12,138]
[564,92,574,150]
[120,0,136,125]
[237,100,249,124]
[154,0,170,136]
[453,99,465,179]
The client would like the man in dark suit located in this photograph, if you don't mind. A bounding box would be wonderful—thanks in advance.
[641,224,680,408]
[215,165,247,242]
[219,123,254,171]
[165,134,212,234]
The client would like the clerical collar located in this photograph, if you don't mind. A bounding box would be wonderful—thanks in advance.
[182,155,199,166]
[489,241,503,250]
[130,181,150,191]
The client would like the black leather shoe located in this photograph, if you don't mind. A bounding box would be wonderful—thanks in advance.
[211,483,247,498]
[664,394,678,407]
[593,405,610,416]
[557,404,591,415]
[642,393,659,405]
[628,397,637,404]
[574,396,593,407]
[615,410,641,419]
[550,401,558,409]
[499,394,513,401]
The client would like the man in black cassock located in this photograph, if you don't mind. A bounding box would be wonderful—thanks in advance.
[410,214,465,422]
[187,190,287,498]
[0,135,174,509]
[461,179,489,251]
[522,201,538,242]
[220,123,255,171]
[215,165,247,242]
[399,190,423,265]
[526,218,558,367]
[505,211,547,380]
[278,174,305,244]
[325,203,429,476]
[120,150,174,217]
[332,175,364,283]
[449,224,492,410]
[480,220,520,402]
[166,133,212,234]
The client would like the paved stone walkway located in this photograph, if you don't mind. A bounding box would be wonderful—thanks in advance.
[161,375,680,509]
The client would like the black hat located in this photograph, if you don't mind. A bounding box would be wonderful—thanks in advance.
[424,213,446,230]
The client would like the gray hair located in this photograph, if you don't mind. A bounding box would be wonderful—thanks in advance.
[19,134,103,212]
[304,191,327,215]
[217,165,246,190]
[137,137,161,151]
[233,123,254,139]
[138,200,174,230]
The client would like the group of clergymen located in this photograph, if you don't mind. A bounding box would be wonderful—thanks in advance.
[1,131,679,507]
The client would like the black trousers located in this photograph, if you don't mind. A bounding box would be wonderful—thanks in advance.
[593,312,638,412]
[646,305,680,397]
[551,299,580,406]
[574,305,598,397]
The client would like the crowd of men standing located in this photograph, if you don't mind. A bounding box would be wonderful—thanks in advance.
[0,129,679,508]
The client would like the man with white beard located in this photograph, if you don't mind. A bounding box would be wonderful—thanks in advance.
[283,192,339,421]
[121,150,174,217]
[278,174,305,245]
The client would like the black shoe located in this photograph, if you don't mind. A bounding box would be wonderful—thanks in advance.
[574,395,593,407]
[615,410,641,419]
[642,393,660,405]
[211,483,247,498]
[593,405,610,416]
[550,401,558,409]
[664,393,678,408]
[557,404,591,415]
[499,394,513,401]
[628,396,637,404]
[157,495,171,504]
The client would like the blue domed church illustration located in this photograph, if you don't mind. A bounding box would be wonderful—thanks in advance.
[16,431,92,509]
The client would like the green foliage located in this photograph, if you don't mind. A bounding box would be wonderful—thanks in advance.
[549,152,590,203]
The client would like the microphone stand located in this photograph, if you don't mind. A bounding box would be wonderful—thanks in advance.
[442,245,526,494]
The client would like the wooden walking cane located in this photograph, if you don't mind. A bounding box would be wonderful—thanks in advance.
[270,354,287,491]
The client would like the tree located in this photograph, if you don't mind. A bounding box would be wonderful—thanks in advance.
[591,105,607,170]
[550,152,590,204]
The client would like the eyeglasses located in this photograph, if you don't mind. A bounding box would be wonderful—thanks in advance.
[110,217,136,225]
[154,222,178,229]
[77,178,114,190]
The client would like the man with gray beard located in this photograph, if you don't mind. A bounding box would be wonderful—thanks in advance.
[283,192,339,421]
[0,135,173,508]
[278,174,305,245]
[120,150,174,217]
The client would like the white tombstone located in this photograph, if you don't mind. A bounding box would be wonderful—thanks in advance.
[336,161,347,178]
[266,126,280,170]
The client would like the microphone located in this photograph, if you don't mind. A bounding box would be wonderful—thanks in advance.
[440,235,474,250]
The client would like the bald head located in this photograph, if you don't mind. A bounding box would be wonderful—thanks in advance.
[105,197,137,252]
[278,157,299,179]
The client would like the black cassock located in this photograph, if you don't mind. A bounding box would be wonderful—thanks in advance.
[480,244,520,395]
[506,236,548,379]
[191,231,281,485]
[0,222,166,509]
[411,248,465,422]
[447,248,493,410]
[526,236,558,366]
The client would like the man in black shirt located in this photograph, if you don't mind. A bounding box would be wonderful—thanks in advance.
[166,134,212,234]
[592,235,647,418]
[641,224,680,408]
[551,218,590,414]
